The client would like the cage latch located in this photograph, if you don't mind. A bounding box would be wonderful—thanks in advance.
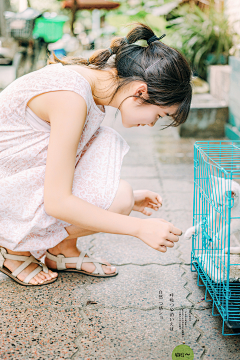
[202,231,212,248]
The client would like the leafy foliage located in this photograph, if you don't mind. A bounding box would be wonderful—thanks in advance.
[166,4,235,79]
[106,0,167,37]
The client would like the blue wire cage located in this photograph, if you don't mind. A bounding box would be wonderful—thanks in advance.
[191,141,240,336]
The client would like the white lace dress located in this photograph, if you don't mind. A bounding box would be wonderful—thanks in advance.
[0,63,130,259]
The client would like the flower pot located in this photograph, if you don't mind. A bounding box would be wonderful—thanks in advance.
[205,53,228,66]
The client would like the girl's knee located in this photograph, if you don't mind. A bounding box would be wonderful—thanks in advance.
[108,179,134,215]
[121,179,134,215]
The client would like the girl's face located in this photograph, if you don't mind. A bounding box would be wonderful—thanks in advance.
[121,101,178,128]
[118,82,179,128]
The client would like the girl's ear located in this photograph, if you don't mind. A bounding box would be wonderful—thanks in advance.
[133,83,148,99]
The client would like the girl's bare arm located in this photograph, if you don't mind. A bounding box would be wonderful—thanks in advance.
[43,90,141,237]
[43,90,181,251]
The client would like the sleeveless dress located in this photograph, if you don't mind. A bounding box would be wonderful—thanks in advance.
[0,63,130,259]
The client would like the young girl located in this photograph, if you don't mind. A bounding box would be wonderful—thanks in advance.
[0,23,191,286]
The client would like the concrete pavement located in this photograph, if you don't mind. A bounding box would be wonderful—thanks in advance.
[0,107,239,359]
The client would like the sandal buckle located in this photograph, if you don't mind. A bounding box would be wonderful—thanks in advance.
[57,254,66,270]
[0,247,7,268]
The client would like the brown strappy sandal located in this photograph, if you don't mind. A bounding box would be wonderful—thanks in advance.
[0,247,58,286]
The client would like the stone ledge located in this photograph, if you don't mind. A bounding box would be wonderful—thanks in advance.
[180,94,228,138]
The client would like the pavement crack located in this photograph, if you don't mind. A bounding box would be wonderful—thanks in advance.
[191,309,207,360]
[79,260,191,266]
[175,210,206,359]
[82,304,211,311]
[72,309,88,359]
[180,265,196,308]
[107,262,184,266]
[72,282,93,359]
[152,152,172,223]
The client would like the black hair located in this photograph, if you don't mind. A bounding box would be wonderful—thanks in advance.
[48,22,192,127]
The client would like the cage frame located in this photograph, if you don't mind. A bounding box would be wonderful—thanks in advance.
[190,140,240,336]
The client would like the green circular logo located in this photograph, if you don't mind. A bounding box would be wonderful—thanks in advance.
[172,344,194,360]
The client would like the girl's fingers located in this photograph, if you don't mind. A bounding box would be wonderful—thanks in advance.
[157,194,163,204]
[152,197,161,205]
[147,204,157,210]
[142,191,163,208]
[146,191,162,205]
[143,209,152,216]
[158,245,167,252]
[166,233,179,242]
[148,202,161,209]
[165,240,175,248]
[170,225,182,236]
[154,193,162,204]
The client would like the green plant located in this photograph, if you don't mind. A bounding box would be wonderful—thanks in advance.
[106,0,167,37]
[166,3,235,79]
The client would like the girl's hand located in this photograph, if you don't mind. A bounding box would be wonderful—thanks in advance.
[137,218,182,252]
[133,190,162,216]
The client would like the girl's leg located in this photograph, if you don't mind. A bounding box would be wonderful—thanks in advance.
[2,180,134,284]
[46,179,134,274]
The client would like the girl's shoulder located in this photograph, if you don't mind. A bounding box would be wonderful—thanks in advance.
[0,63,93,118]
[35,63,93,106]
[42,63,94,108]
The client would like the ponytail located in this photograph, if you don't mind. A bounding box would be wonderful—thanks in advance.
[47,23,156,69]
[48,23,192,127]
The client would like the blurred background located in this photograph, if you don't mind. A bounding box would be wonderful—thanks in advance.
[0,0,240,139]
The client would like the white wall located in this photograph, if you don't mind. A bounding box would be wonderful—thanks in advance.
[225,0,240,35]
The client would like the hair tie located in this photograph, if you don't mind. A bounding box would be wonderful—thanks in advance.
[147,33,166,46]
[108,47,113,55]
[87,58,90,65]
[124,36,129,44]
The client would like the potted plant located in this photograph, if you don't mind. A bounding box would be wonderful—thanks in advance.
[166,2,235,79]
